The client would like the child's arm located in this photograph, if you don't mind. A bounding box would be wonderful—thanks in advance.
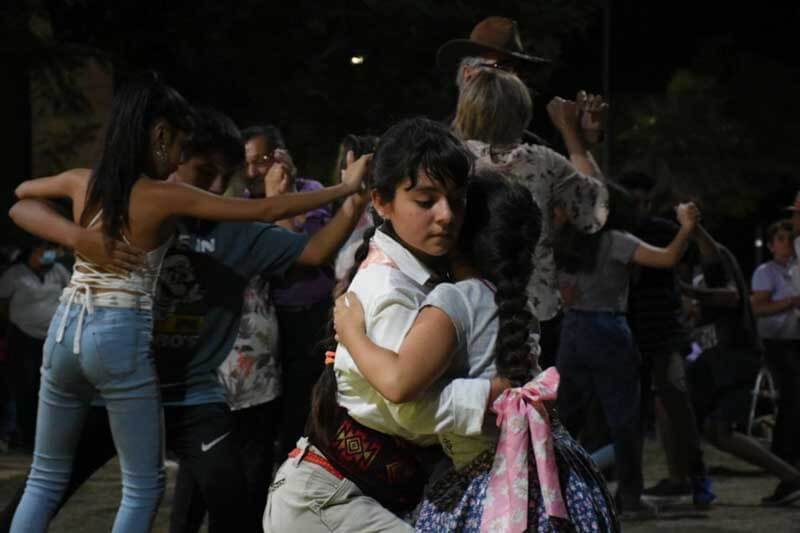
[632,203,699,268]
[334,292,457,403]
[9,198,144,273]
[150,155,368,224]
[15,168,89,205]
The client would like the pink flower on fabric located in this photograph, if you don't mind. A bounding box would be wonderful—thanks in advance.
[480,367,567,533]
[359,244,398,270]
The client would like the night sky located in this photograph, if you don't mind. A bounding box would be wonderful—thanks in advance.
[560,3,798,93]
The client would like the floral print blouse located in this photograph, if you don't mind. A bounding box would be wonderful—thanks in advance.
[467,140,609,321]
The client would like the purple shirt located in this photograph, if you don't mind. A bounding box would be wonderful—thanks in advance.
[270,178,336,307]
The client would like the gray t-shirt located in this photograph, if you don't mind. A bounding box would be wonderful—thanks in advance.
[569,230,641,313]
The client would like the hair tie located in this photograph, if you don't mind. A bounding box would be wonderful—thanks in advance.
[325,351,336,365]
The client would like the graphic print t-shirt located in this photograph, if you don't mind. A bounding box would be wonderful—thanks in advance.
[153,220,307,406]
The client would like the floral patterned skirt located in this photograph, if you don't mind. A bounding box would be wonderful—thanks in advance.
[415,424,620,532]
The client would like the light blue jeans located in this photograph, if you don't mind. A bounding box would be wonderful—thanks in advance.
[11,302,164,533]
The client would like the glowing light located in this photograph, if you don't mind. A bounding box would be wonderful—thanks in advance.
[350,55,365,65]
[755,238,763,248]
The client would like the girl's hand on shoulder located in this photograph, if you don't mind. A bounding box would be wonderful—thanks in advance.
[333,291,366,345]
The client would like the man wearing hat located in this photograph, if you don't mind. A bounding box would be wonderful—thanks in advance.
[437,16,607,151]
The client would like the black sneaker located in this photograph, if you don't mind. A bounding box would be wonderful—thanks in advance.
[642,478,692,501]
[762,479,800,506]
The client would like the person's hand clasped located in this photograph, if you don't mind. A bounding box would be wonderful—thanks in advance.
[676,202,700,231]
[272,149,297,181]
[577,90,608,146]
[546,97,580,134]
[264,158,291,197]
[341,151,372,195]
[333,291,366,346]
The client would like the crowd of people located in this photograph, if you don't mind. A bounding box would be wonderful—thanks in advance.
[0,14,798,533]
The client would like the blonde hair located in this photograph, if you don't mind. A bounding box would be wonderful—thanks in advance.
[453,68,532,146]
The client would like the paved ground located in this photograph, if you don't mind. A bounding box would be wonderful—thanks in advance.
[1,437,798,532]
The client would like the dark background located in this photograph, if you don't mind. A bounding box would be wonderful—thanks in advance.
[2,0,799,274]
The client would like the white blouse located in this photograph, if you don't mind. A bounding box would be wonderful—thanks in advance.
[334,230,491,446]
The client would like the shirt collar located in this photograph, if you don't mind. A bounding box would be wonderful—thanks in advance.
[372,228,437,287]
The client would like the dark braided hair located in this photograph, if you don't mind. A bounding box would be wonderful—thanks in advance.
[459,170,542,386]
[305,117,473,445]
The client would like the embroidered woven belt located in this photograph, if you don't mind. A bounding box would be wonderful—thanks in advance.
[311,407,428,513]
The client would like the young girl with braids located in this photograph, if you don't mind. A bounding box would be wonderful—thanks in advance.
[333,172,619,532]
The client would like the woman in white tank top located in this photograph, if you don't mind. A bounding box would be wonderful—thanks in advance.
[10,72,367,533]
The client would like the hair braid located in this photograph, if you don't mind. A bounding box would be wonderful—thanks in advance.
[460,170,542,386]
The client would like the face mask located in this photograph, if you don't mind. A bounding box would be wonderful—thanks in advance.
[39,249,57,265]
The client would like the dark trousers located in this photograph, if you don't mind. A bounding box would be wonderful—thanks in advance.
[648,348,707,480]
[6,324,44,448]
[0,403,254,533]
[276,298,331,457]
[556,310,644,508]
[172,399,281,533]
[763,339,800,465]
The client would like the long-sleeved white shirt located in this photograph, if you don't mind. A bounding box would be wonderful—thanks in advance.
[334,229,491,445]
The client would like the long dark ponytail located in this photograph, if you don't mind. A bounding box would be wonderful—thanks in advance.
[306,117,473,445]
[459,170,542,385]
[81,72,194,242]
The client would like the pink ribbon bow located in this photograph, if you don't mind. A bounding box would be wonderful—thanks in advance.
[480,367,567,532]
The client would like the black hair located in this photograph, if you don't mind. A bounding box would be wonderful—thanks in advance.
[554,180,636,274]
[331,134,379,211]
[241,124,286,150]
[306,117,474,445]
[184,108,243,170]
[459,169,542,385]
[332,134,379,178]
[81,71,194,242]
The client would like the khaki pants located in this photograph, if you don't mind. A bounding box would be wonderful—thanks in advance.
[264,439,413,533]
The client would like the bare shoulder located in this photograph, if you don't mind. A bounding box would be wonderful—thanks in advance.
[62,168,92,184]
[60,168,92,194]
